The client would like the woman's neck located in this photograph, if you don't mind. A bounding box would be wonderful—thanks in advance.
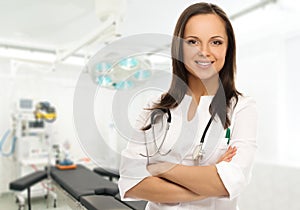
[188,74,219,104]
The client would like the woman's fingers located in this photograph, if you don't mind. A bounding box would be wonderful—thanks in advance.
[217,146,237,163]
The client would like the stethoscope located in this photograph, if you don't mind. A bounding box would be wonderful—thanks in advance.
[139,108,172,161]
[139,108,215,163]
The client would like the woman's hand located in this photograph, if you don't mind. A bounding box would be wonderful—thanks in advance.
[217,146,237,163]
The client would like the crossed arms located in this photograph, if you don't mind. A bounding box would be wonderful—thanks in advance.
[124,146,237,203]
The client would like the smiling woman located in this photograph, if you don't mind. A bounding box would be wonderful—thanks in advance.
[118,2,257,210]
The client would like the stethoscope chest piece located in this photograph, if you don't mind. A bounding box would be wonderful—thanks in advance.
[192,143,205,161]
[192,114,214,162]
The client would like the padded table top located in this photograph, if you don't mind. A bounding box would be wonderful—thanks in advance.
[9,170,47,191]
[80,195,132,210]
[93,167,120,179]
[50,164,118,200]
[115,193,147,210]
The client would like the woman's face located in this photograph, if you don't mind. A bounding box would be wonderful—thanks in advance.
[183,14,228,81]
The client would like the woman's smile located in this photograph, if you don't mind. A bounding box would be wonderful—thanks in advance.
[194,59,214,69]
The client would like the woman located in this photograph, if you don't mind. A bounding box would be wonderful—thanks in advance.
[118,2,257,209]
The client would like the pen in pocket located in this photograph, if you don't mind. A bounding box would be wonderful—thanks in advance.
[225,128,231,145]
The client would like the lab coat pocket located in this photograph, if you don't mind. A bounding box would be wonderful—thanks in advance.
[204,138,229,165]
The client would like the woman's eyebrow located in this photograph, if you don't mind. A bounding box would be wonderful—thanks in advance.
[183,35,199,39]
[211,35,225,40]
[183,35,226,40]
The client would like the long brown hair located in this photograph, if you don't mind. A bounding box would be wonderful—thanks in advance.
[151,2,240,129]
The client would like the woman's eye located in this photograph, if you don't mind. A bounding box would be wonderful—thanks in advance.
[211,40,223,46]
[185,39,199,45]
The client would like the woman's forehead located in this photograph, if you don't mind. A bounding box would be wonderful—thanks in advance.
[184,14,227,38]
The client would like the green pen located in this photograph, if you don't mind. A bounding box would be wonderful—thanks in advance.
[225,128,231,145]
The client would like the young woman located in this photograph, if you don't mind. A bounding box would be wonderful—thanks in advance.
[118,2,257,209]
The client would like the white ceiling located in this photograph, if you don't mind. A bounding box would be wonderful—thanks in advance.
[0,0,278,61]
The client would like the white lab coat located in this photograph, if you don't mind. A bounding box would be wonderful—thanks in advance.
[118,94,257,210]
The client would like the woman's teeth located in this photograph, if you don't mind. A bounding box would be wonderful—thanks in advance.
[195,61,211,66]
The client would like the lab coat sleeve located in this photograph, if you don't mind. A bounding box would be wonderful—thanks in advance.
[216,96,257,200]
[118,98,157,201]
[118,143,151,201]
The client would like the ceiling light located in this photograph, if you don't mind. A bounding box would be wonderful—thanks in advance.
[96,75,112,86]
[118,57,139,70]
[96,62,112,72]
[133,69,151,80]
[91,55,152,90]
[113,80,134,89]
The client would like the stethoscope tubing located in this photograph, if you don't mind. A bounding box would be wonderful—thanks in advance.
[140,112,171,158]
[140,108,215,162]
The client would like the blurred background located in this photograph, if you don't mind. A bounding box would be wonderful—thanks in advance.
[0,0,299,209]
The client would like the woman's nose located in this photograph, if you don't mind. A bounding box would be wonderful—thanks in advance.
[197,44,210,57]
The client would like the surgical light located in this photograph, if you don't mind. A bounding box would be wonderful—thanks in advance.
[96,75,112,86]
[133,69,151,80]
[118,58,139,70]
[96,62,112,72]
[91,56,152,90]
[114,80,134,89]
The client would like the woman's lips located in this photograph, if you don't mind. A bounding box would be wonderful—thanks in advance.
[195,60,214,69]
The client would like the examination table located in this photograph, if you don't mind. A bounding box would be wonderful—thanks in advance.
[10,164,147,210]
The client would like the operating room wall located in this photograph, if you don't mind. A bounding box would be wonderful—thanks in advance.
[235,33,300,210]
[232,4,300,210]
[235,35,282,163]
[232,4,300,167]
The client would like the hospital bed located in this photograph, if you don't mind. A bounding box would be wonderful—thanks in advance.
[10,164,147,210]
